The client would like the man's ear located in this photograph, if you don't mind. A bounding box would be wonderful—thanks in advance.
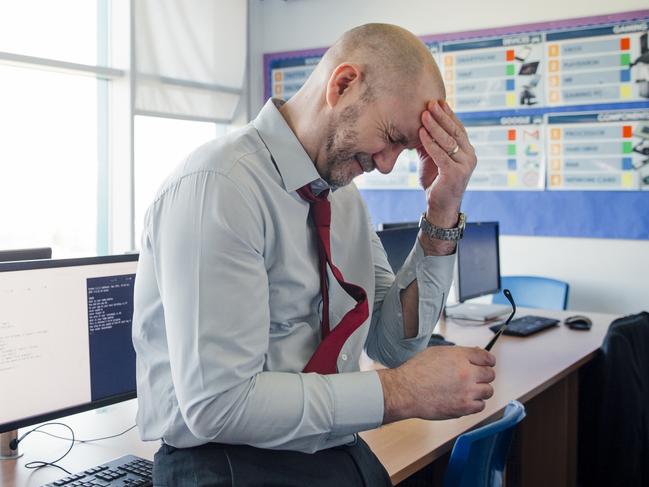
[325,63,362,108]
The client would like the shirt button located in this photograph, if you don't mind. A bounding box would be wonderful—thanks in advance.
[341,353,348,361]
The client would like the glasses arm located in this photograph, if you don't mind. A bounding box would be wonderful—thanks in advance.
[485,289,516,351]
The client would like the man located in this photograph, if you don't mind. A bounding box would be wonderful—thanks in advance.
[133,23,496,486]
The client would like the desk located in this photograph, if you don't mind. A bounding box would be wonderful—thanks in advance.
[361,308,616,485]
[1,308,615,487]
[0,401,157,487]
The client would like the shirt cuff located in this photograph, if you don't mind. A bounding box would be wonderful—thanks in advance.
[325,370,384,437]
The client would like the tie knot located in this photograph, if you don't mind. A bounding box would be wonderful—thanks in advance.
[297,184,331,228]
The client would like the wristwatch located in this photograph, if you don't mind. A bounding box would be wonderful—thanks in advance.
[418,212,466,241]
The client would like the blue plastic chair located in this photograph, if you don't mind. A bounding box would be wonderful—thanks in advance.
[443,400,526,487]
[492,275,569,310]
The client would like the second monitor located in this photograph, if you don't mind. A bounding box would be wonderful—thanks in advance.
[456,221,501,302]
[377,221,508,321]
[448,221,509,321]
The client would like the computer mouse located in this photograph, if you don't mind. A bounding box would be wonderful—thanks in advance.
[564,315,592,330]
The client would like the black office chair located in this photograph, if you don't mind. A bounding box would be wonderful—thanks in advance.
[578,312,649,486]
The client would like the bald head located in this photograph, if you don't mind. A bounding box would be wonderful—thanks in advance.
[320,23,444,100]
[279,24,447,188]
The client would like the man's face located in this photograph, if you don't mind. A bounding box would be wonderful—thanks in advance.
[319,78,441,188]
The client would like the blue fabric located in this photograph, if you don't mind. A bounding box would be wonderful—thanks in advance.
[492,276,569,310]
[443,400,526,487]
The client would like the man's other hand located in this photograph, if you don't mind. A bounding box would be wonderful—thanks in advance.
[377,346,496,423]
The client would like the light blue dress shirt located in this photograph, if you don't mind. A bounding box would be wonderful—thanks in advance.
[132,99,455,453]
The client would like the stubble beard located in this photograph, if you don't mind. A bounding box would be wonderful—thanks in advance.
[322,104,371,188]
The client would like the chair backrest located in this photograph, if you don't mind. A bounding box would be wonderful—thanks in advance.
[443,401,526,487]
[492,275,569,310]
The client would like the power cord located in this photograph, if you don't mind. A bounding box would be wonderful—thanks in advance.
[10,422,137,473]
[33,424,137,444]
[11,422,75,474]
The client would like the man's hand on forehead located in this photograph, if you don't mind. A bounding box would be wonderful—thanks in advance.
[416,99,477,230]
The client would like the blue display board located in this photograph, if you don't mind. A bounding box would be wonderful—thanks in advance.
[265,10,649,240]
[360,189,649,239]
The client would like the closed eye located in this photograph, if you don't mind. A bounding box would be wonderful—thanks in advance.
[386,132,407,146]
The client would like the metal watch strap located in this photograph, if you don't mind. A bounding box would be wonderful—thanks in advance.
[418,212,466,241]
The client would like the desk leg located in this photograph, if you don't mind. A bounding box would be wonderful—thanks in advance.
[507,371,578,487]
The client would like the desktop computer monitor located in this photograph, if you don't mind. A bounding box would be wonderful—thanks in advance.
[0,247,52,262]
[0,254,139,434]
[378,221,418,230]
[456,221,501,302]
[445,221,507,321]
[378,222,507,322]
[376,226,419,272]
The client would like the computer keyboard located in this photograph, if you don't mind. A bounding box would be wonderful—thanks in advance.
[42,455,152,487]
[489,315,560,337]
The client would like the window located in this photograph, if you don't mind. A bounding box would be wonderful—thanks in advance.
[0,1,242,257]
[0,65,99,257]
[0,0,110,258]
[0,0,100,66]
[133,116,226,245]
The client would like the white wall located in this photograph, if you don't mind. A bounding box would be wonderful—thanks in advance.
[248,0,649,315]
[500,236,648,314]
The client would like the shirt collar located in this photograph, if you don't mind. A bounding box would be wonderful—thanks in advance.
[252,98,328,194]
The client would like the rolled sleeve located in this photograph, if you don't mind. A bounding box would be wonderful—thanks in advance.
[366,235,455,368]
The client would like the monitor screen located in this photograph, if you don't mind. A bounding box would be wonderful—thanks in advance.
[378,221,418,230]
[0,247,52,262]
[457,222,501,302]
[0,254,138,433]
[376,226,419,272]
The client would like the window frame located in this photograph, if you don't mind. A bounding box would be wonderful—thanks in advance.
[0,0,230,256]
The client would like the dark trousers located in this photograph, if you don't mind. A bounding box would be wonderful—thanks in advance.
[153,436,392,487]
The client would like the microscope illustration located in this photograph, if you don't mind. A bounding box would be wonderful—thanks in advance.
[516,46,540,106]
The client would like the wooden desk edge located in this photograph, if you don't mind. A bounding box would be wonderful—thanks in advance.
[364,309,612,485]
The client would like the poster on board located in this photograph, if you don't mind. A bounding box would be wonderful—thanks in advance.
[546,110,649,190]
[464,115,545,190]
[264,11,649,194]
[442,34,545,111]
[545,22,649,106]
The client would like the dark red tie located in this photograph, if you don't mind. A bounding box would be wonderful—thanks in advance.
[297,184,369,374]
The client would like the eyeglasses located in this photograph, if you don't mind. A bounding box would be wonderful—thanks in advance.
[485,289,516,351]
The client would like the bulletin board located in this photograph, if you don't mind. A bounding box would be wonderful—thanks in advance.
[263,10,649,239]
